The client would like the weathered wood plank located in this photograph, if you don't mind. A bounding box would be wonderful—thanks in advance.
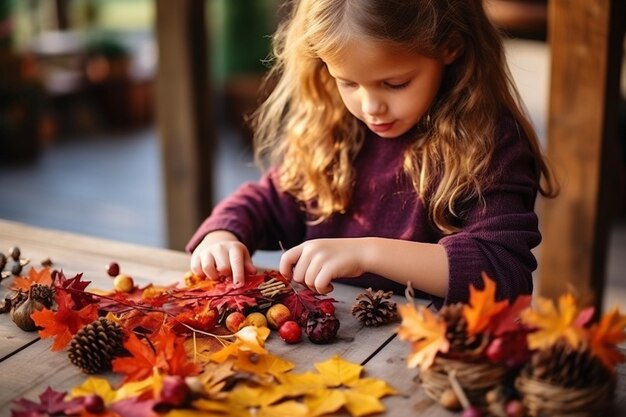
[538,0,625,310]
[155,0,215,250]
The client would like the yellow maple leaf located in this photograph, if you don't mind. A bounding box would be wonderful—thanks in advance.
[589,307,626,371]
[343,389,385,417]
[397,304,449,370]
[69,377,117,405]
[236,351,294,377]
[521,293,587,350]
[303,389,345,416]
[314,355,362,387]
[463,273,508,335]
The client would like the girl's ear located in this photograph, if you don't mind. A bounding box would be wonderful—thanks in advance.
[442,36,464,65]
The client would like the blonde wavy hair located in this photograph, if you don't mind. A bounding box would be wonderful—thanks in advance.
[252,0,558,233]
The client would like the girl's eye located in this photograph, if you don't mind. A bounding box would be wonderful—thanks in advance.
[338,80,358,88]
[385,81,410,90]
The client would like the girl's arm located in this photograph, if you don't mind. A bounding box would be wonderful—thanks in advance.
[279,237,449,296]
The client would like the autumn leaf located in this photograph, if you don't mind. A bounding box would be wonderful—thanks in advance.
[235,351,295,377]
[113,329,200,383]
[314,355,362,386]
[589,307,626,370]
[54,271,95,309]
[10,267,53,291]
[154,330,201,377]
[397,304,449,370]
[463,273,508,335]
[112,331,157,382]
[209,326,270,363]
[278,285,335,325]
[11,386,83,417]
[31,291,99,351]
[521,293,587,350]
[490,294,532,336]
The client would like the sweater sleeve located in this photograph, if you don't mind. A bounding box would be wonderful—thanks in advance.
[186,169,306,254]
[439,125,541,304]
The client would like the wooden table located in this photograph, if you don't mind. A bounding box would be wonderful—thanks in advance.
[1,219,625,417]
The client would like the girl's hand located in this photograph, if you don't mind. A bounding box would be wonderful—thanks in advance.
[279,238,367,294]
[190,230,256,287]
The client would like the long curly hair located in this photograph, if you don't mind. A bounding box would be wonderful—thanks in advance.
[251,0,558,233]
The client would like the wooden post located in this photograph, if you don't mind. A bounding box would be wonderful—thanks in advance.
[539,0,625,310]
[155,0,215,250]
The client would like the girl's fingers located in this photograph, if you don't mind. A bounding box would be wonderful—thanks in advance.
[190,253,204,277]
[229,247,247,288]
[279,246,301,279]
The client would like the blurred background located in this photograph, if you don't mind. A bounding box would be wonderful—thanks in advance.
[0,0,624,308]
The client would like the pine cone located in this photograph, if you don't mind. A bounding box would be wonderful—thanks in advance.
[30,284,55,309]
[351,288,398,327]
[440,303,483,354]
[306,311,340,344]
[528,339,609,388]
[68,317,126,374]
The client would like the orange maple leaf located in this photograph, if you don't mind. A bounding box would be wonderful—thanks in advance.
[112,332,157,382]
[463,273,508,336]
[397,304,449,370]
[589,307,626,371]
[31,291,99,351]
[113,329,200,383]
[10,267,53,292]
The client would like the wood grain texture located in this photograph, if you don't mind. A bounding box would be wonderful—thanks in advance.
[538,0,625,310]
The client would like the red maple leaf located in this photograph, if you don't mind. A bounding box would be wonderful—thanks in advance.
[54,270,95,309]
[278,284,336,324]
[11,386,83,417]
[117,310,168,335]
[31,291,99,351]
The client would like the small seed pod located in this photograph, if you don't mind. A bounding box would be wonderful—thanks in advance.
[11,262,23,276]
[0,253,7,271]
[440,388,462,411]
[11,288,46,331]
[9,246,21,261]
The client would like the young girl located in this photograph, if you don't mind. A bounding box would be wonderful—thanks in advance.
[187,0,558,304]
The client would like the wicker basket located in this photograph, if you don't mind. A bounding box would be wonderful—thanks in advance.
[515,375,615,417]
[420,356,508,406]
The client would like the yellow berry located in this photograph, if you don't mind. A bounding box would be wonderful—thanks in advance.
[243,312,268,328]
[114,274,134,293]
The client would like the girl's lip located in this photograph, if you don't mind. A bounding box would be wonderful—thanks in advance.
[369,122,394,133]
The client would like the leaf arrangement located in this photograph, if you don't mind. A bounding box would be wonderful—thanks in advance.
[398,273,626,373]
[5,266,396,417]
[397,272,626,415]
[397,273,533,371]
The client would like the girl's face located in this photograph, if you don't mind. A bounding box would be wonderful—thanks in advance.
[324,39,455,138]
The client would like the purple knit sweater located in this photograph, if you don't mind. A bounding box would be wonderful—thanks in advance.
[187,119,540,304]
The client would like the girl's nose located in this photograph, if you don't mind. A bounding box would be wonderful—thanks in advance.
[361,91,386,116]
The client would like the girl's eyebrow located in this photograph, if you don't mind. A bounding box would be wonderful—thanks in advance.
[332,69,417,83]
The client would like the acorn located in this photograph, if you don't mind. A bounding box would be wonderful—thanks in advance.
[11,287,47,331]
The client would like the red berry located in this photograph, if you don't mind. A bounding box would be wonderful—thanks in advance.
[278,320,302,344]
[106,261,120,277]
[318,299,335,315]
[160,375,191,407]
[83,394,105,413]
[462,406,483,417]
[505,400,525,417]
[485,337,505,363]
